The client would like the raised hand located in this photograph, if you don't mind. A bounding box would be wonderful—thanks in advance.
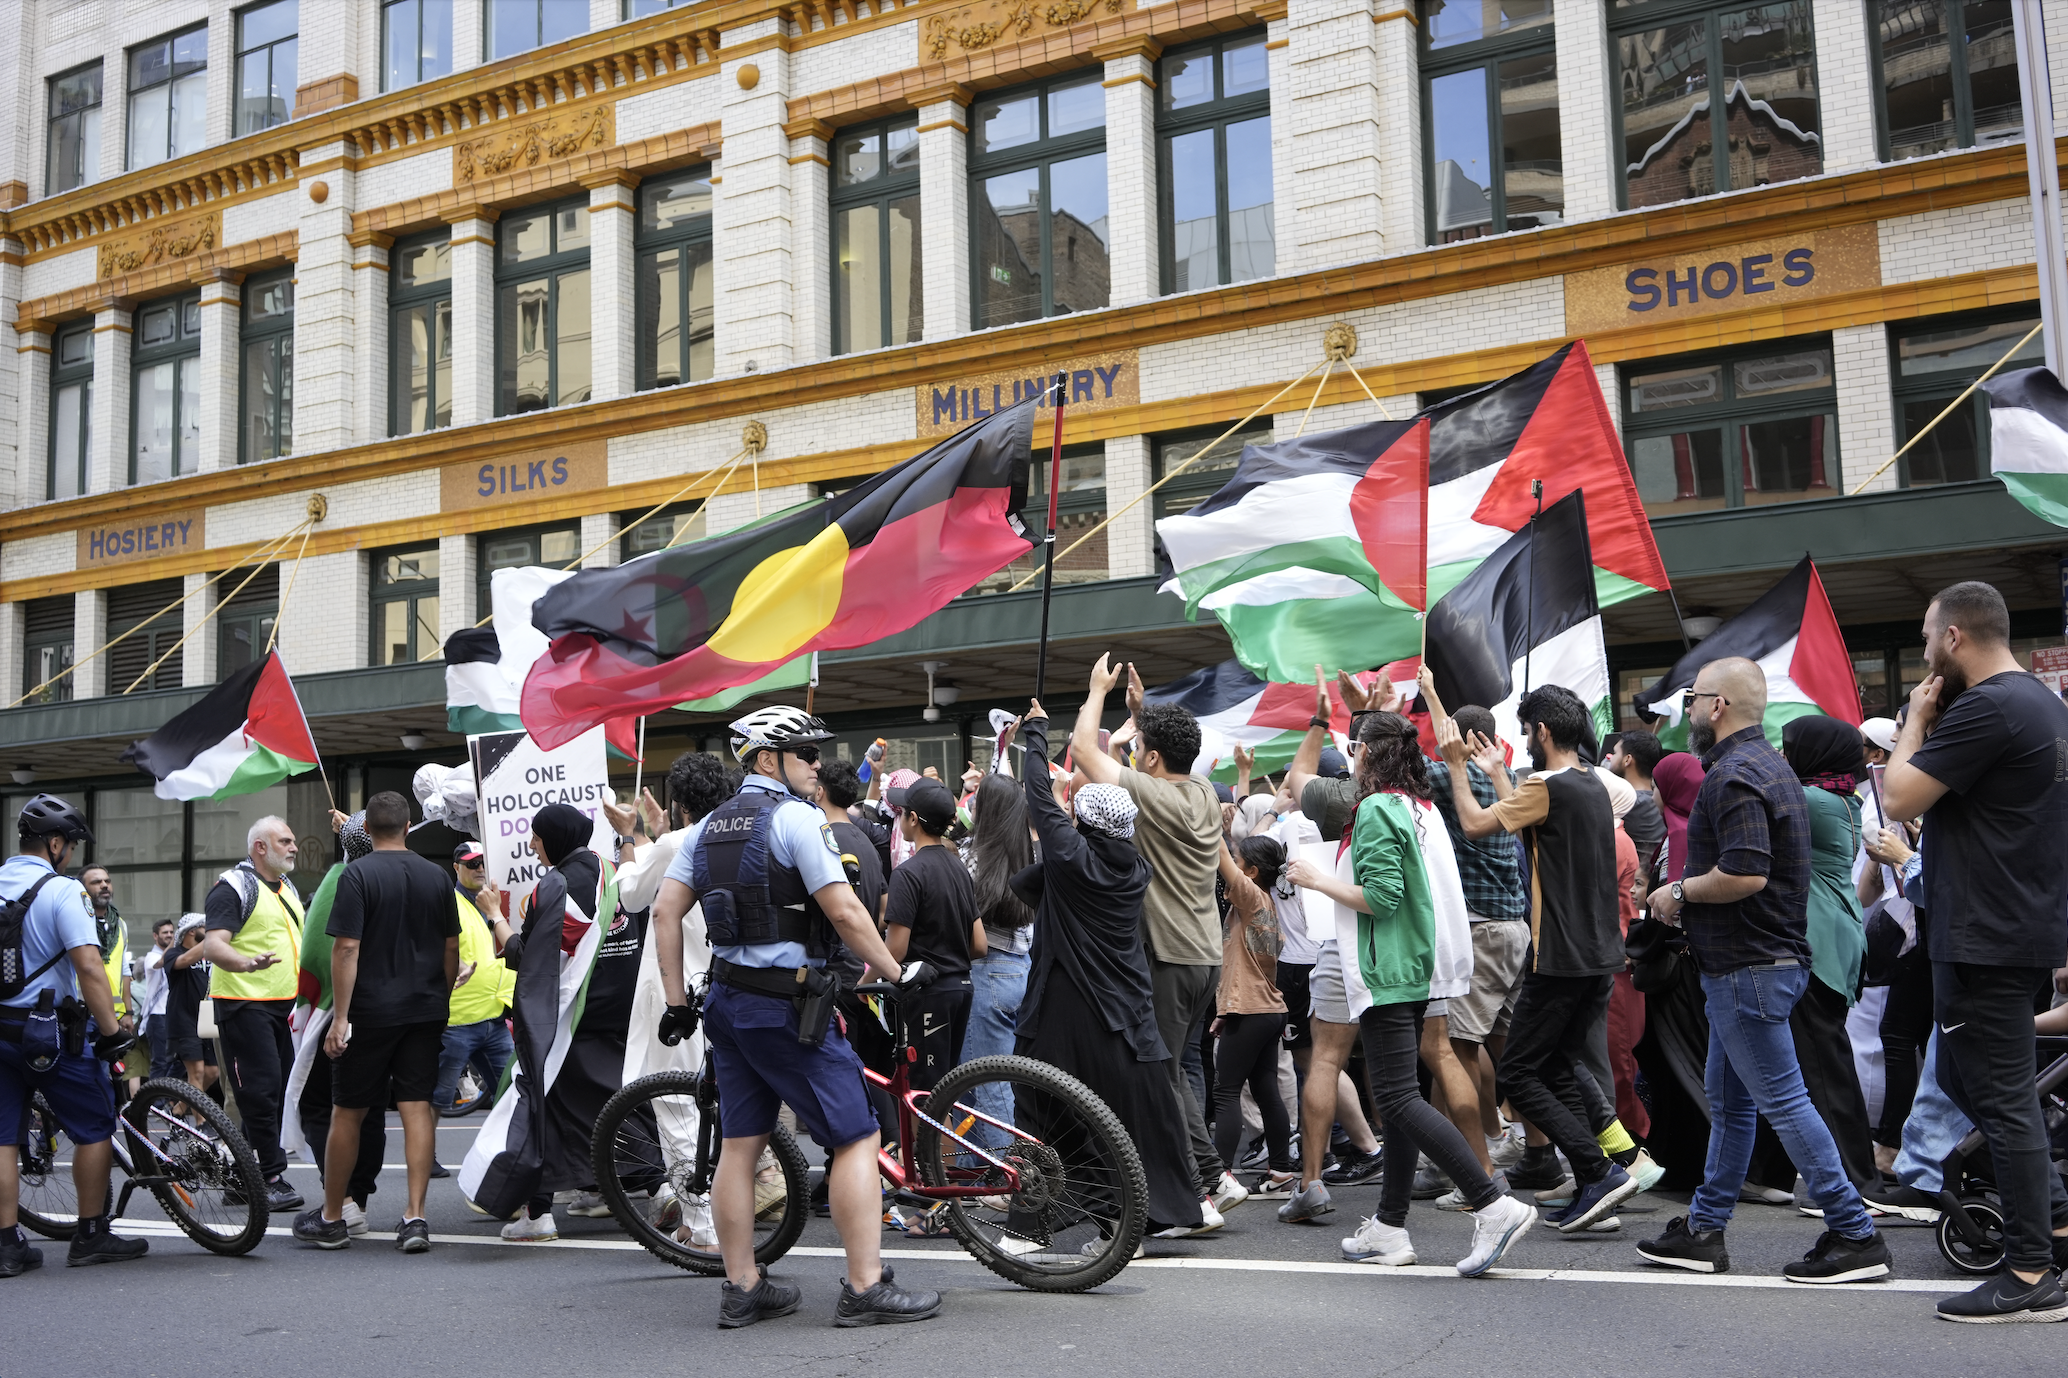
[1088,653,1122,699]
[1433,713,1469,766]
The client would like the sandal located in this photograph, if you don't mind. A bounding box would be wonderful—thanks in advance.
[906,1204,958,1238]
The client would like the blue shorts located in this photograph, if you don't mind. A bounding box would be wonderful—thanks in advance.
[704,984,880,1150]
[0,1039,120,1146]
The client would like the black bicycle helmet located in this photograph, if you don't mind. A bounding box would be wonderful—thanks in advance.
[18,793,94,844]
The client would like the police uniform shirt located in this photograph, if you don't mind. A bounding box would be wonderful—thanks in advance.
[0,853,97,1014]
[671,775,847,970]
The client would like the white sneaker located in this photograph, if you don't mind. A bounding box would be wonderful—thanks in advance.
[1487,1125,1526,1169]
[1630,1149,1667,1194]
[501,1211,559,1242]
[1152,1198,1225,1238]
[647,1184,681,1232]
[341,1200,368,1237]
[565,1190,611,1218]
[1436,1171,1506,1211]
[1456,1194,1533,1277]
[1210,1172,1249,1213]
[1340,1216,1416,1265]
[1587,1216,1621,1232]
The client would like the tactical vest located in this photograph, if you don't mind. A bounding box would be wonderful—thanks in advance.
[690,789,834,958]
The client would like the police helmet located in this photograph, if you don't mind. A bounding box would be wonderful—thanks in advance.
[18,793,94,845]
[729,705,835,764]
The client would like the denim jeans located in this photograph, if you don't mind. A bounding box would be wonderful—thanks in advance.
[434,1017,514,1112]
[1892,1027,1971,1195]
[962,950,1028,1148]
[1690,962,1875,1238]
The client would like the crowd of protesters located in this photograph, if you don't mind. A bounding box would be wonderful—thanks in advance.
[5,579,2067,1327]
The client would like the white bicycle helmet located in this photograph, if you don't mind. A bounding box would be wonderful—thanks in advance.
[728,705,835,763]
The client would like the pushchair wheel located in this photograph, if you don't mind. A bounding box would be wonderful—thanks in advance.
[1936,1195,2007,1276]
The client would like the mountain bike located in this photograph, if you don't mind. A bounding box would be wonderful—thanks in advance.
[592,975,1147,1292]
[16,1074,269,1256]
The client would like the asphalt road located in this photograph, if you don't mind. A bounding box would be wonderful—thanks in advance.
[9,1113,2057,1378]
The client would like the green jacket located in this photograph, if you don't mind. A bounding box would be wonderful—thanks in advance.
[1350,792,1436,1007]
[1802,787,1866,1006]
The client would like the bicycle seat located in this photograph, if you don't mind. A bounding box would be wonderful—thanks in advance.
[853,982,899,1000]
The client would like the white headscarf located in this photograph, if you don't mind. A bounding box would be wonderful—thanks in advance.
[1074,784,1138,840]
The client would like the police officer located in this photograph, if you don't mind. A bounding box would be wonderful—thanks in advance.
[0,795,149,1275]
[653,707,940,1330]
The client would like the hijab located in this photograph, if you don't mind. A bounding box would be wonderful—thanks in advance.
[531,803,593,867]
[1652,752,1706,882]
[1783,715,1866,797]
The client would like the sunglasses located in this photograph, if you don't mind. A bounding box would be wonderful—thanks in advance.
[458,858,484,869]
[1681,689,1727,711]
[792,745,820,765]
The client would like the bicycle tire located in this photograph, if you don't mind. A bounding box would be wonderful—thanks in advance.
[124,1077,268,1256]
[912,1054,1147,1293]
[17,1092,80,1240]
[590,1069,811,1277]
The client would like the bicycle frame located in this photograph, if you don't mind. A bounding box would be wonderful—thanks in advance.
[851,985,1026,1200]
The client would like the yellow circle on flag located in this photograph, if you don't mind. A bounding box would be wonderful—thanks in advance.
[705,527,852,664]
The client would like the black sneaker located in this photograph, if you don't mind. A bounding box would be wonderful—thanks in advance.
[1637,1216,1729,1274]
[396,1218,431,1254]
[428,1161,451,1180]
[0,1227,43,1278]
[292,1207,351,1250]
[1322,1150,1385,1187]
[1506,1149,1566,1191]
[65,1215,148,1267]
[1936,1269,2068,1323]
[1862,1182,1943,1223]
[719,1272,802,1329]
[265,1176,305,1212]
[1783,1229,1892,1284]
[834,1265,942,1327]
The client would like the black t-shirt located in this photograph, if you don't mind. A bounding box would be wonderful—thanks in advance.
[328,849,463,1028]
[884,843,976,980]
[1492,766,1623,978]
[165,952,210,1041]
[1909,670,2068,967]
[826,820,888,982]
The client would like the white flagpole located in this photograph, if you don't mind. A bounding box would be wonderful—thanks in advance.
[2014,0,2068,378]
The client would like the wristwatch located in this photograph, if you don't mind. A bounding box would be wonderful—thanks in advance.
[1309,715,1331,730]
[1670,881,1685,904]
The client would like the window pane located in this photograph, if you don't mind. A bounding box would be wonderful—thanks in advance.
[541,0,586,45]
[178,355,202,472]
[1629,428,1728,514]
[1425,0,1554,48]
[539,530,579,565]
[555,268,592,407]
[59,331,92,369]
[243,338,279,460]
[887,193,922,346]
[556,205,590,253]
[398,303,433,432]
[1718,2,1820,188]
[1879,0,1954,158]
[487,0,536,58]
[501,278,551,413]
[431,300,451,429]
[641,172,711,231]
[1621,20,1708,208]
[242,0,297,50]
[248,277,294,320]
[836,129,882,184]
[1963,1,2020,145]
[53,382,87,500]
[95,789,184,866]
[1740,411,1838,503]
[685,242,714,382]
[1047,76,1105,136]
[52,65,101,115]
[977,167,1042,328]
[641,246,682,384]
[182,298,202,337]
[239,50,275,133]
[139,303,176,346]
[503,212,551,262]
[975,92,1040,154]
[128,88,169,168]
[1167,127,1217,292]
[483,536,532,570]
[1896,315,2043,376]
[1901,395,1980,485]
[1223,35,1268,97]
[419,0,452,79]
[1628,362,1723,410]
[836,204,883,353]
[135,360,175,484]
[1162,50,1214,110]
[1048,152,1108,315]
[886,123,919,175]
[1499,51,1562,230]
[1430,66,1493,241]
[130,42,171,90]
[1225,116,1274,282]
[398,240,451,287]
[383,0,419,88]
[378,599,410,664]
[171,70,208,157]
[413,595,440,659]
[1732,347,1831,398]
[50,112,90,194]
[174,27,209,70]
[379,549,439,584]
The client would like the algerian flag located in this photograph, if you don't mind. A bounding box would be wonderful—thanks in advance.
[1634,555,1860,750]
[119,650,321,801]
[1979,365,2068,525]
[1422,490,1612,750]
[1140,659,1388,784]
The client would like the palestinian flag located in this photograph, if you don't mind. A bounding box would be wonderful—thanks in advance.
[1979,365,2068,525]
[1422,490,1612,750]
[1156,340,1670,683]
[1634,555,1859,749]
[120,650,320,801]
[521,402,1034,749]
[1140,659,1382,784]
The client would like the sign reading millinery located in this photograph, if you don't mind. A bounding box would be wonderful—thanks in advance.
[915,348,1139,440]
[1563,223,1881,338]
[441,439,608,512]
[78,508,206,568]
[468,726,613,918]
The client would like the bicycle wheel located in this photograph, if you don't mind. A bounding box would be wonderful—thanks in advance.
[911,1054,1146,1293]
[590,1069,810,1277]
[124,1078,268,1256]
[17,1092,80,1240]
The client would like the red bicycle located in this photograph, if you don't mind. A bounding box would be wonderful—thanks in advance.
[591,974,1147,1292]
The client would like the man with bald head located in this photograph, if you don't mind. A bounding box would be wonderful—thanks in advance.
[1640,656,1889,1284]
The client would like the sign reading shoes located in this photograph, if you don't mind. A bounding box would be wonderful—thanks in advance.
[1562,224,1881,337]
[916,349,1139,440]
[441,439,608,512]
[79,509,206,568]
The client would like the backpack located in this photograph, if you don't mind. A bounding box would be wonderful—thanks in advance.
[0,874,66,1002]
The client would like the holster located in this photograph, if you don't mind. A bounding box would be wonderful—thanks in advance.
[56,996,87,1057]
[794,966,837,1050]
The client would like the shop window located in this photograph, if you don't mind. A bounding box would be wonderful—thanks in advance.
[970,73,1109,329]
[240,271,294,464]
[496,200,591,416]
[391,235,453,435]
[1621,338,1840,516]
[49,323,92,500]
[636,169,715,389]
[1419,1,1560,243]
[1872,0,2019,161]
[372,546,441,664]
[131,292,201,485]
[1159,31,1273,289]
[1614,0,1821,210]
[832,119,922,354]
[1888,308,2042,487]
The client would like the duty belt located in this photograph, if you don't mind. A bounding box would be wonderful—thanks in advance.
[710,956,815,1000]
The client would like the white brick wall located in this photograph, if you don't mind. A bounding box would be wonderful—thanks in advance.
[86,303,128,494]
[918,94,970,340]
[1104,56,1158,306]
[1372,13,1419,255]
[1812,0,1879,172]
[353,148,453,215]
[448,215,496,425]
[0,531,71,582]
[180,570,214,686]
[1553,0,1614,223]
[789,22,913,94]
[1879,198,2033,285]
[351,236,389,445]
[589,179,636,401]
[788,124,831,362]
[615,72,723,145]
[1281,0,1382,272]
[274,550,365,674]
[195,275,239,472]
[1104,434,1152,579]
[714,22,795,375]
[1594,362,1622,441]
[0,601,21,707]
[221,187,301,246]
[1832,321,1897,495]
[72,587,104,698]
[437,532,477,639]
[580,510,618,568]
[22,249,95,312]
[15,328,48,509]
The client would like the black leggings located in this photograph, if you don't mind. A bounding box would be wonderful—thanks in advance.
[1211,1012,1293,1173]
[1876,945,1933,1148]
[1361,1002,1499,1227]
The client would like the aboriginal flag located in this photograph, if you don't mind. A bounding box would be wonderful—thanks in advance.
[520,401,1035,748]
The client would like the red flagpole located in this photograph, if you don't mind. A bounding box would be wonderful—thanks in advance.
[1034,371,1068,702]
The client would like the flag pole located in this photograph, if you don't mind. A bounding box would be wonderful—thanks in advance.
[2014,0,2068,380]
[1034,371,1069,704]
[1522,480,1543,695]
[631,715,646,807]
